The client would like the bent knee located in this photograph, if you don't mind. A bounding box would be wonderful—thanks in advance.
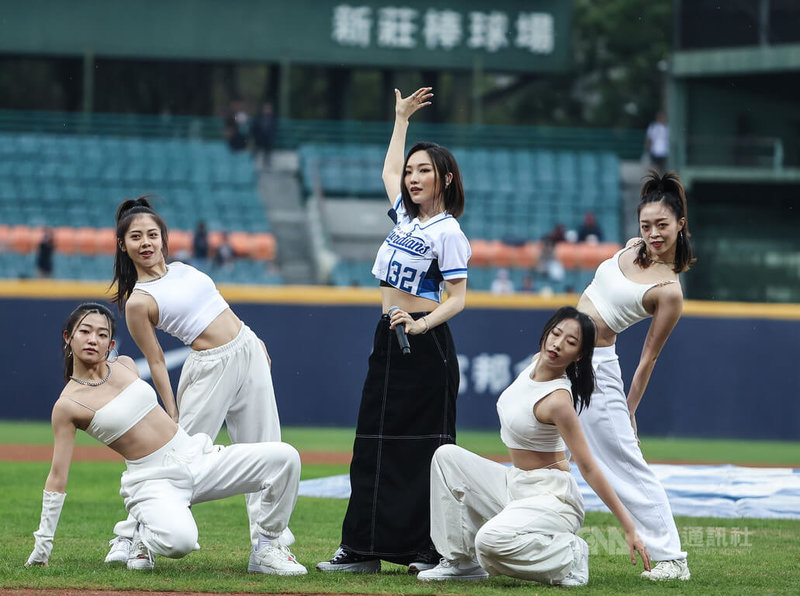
[432,443,461,466]
[274,442,301,473]
[146,525,199,559]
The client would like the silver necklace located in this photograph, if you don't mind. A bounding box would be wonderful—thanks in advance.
[70,364,112,386]
[139,265,169,283]
[648,255,675,266]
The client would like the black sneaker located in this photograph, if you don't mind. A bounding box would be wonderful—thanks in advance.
[408,546,442,573]
[316,546,380,573]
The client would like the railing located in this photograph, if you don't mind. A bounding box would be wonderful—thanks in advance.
[686,135,785,169]
[0,109,645,159]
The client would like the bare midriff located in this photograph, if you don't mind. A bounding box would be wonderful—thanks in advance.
[381,285,438,314]
[509,447,570,472]
[190,308,243,351]
[576,293,617,347]
[108,407,179,461]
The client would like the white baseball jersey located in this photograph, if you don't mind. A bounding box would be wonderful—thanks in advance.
[372,195,470,303]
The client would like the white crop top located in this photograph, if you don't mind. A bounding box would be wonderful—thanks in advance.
[133,262,229,345]
[371,195,470,303]
[582,248,676,334]
[496,356,570,452]
[68,379,158,445]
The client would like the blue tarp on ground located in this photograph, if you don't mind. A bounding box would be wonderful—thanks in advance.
[299,463,800,519]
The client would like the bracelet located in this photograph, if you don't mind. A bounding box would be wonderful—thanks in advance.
[421,316,430,334]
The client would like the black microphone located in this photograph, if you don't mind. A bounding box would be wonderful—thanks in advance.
[387,305,411,356]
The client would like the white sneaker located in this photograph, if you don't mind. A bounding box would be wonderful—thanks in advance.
[417,558,489,581]
[642,559,690,581]
[248,542,307,576]
[127,532,154,570]
[104,536,132,564]
[277,527,295,547]
[557,536,589,586]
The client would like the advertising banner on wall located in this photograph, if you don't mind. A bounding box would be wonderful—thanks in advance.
[2,297,799,440]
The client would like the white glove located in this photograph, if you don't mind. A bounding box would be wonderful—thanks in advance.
[26,490,66,566]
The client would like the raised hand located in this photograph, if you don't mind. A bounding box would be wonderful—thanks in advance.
[395,87,433,121]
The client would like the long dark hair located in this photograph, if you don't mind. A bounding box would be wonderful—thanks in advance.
[635,170,696,273]
[62,302,116,383]
[538,306,596,413]
[111,196,169,310]
[400,142,465,219]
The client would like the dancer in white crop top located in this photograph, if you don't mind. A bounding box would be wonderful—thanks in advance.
[106,197,289,561]
[26,303,305,576]
[419,307,649,586]
[319,87,470,574]
[576,170,696,581]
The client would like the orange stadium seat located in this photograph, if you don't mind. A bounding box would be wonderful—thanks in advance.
[251,233,276,260]
[208,230,223,252]
[53,226,77,254]
[517,241,542,269]
[96,228,117,255]
[579,242,621,268]
[76,227,97,255]
[228,232,252,258]
[554,242,579,270]
[489,240,515,267]
[469,239,491,266]
[168,230,192,255]
[10,226,40,253]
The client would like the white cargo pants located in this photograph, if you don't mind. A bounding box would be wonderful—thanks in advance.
[430,444,585,584]
[117,428,299,558]
[578,344,686,561]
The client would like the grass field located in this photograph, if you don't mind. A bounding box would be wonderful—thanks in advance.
[2,423,799,594]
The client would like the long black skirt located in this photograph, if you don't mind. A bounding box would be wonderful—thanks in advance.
[341,313,458,564]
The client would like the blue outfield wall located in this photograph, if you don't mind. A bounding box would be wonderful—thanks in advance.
[1,286,799,440]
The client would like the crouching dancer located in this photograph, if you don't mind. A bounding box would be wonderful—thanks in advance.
[25,302,306,575]
[419,307,650,586]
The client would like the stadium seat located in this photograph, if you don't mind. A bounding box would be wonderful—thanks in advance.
[75,227,98,255]
[228,231,252,258]
[9,226,40,253]
[96,228,117,255]
[53,226,77,254]
[169,229,192,255]
[554,242,579,270]
[469,239,492,267]
[251,233,276,260]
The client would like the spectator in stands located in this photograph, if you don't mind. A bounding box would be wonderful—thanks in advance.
[490,268,514,295]
[575,170,695,581]
[644,111,669,172]
[577,212,604,243]
[520,274,535,293]
[545,223,567,245]
[224,99,250,152]
[104,197,293,566]
[25,302,305,576]
[251,102,276,169]
[213,231,235,269]
[35,227,55,278]
[318,87,470,575]
[417,307,649,585]
[192,220,209,269]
